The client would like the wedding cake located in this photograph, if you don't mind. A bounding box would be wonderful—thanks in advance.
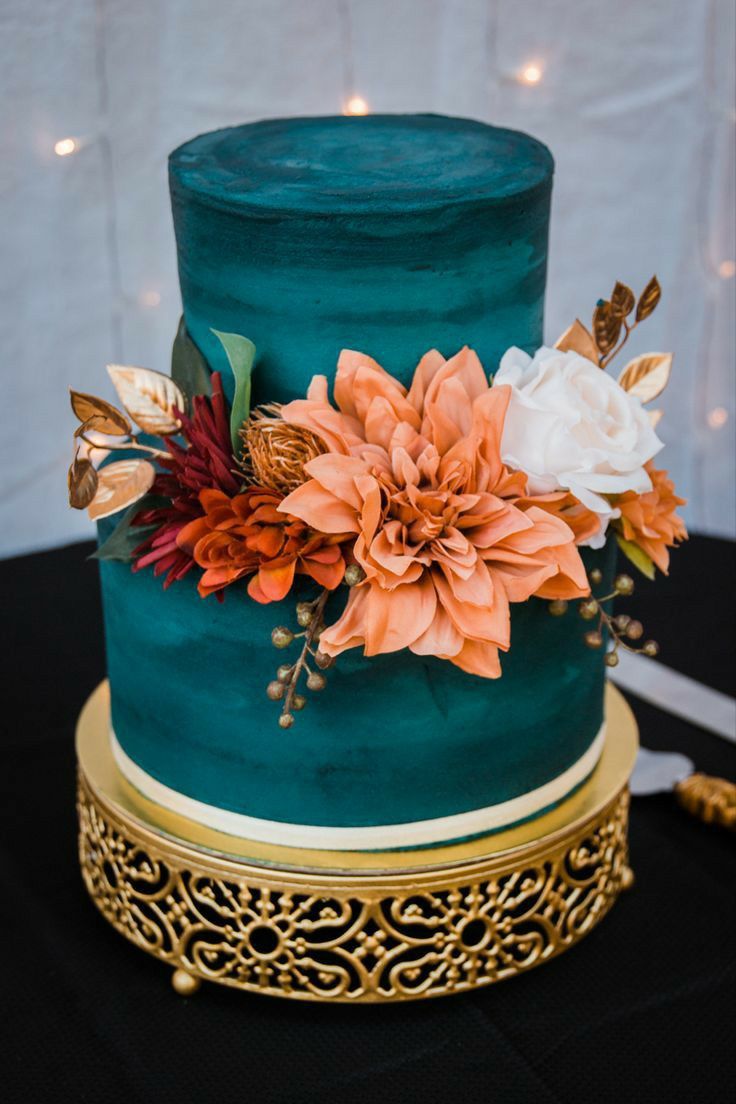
[68,114,685,853]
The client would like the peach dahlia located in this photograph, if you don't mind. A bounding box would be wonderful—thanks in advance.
[278,348,590,678]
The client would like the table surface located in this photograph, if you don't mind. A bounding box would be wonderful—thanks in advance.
[3,536,735,1104]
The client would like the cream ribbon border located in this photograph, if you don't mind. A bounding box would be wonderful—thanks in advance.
[110,722,606,851]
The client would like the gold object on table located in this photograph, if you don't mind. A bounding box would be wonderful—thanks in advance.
[76,681,638,1003]
[675,773,736,831]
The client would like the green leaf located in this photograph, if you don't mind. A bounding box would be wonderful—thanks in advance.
[171,316,211,405]
[211,328,256,455]
[615,535,656,580]
[90,494,168,562]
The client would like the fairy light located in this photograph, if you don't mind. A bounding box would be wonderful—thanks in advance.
[518,62,543,85]
[707,407,729,429]
[54,137,78,157]
[138,289,161,308]
[344,95,369,116]
[717,259,735,279]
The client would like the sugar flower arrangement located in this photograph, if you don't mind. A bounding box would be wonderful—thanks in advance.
[68,280,686,727]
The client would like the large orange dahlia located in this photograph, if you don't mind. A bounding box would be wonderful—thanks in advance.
[614,462,687,574]
[278,348,590,678]
[177,487,350,602]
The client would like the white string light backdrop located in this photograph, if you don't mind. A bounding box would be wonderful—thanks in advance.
[1,0,734,556]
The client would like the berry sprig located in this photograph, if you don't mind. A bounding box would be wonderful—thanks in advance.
[267,590,332,729]
[548,569,659,668]
[266,564,365,728]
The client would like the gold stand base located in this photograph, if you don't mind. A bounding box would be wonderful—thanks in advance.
[76,682,637,1003]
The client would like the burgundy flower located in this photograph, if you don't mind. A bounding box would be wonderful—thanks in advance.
[132,372,240,589]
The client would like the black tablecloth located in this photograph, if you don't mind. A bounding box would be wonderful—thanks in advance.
[3,536,735,1104]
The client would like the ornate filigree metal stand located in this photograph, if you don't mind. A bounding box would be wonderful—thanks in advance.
[76,682,637,1003]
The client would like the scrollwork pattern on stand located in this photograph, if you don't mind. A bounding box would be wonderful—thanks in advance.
[78,778,630,1002]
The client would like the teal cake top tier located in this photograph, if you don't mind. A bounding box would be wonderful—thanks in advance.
[169,114,553,404]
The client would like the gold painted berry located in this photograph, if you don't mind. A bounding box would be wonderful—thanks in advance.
[344,564,366,587]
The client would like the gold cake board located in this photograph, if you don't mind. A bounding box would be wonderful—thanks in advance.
[76,681,637,1003]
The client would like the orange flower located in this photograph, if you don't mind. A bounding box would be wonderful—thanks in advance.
[278,348,589,678]
[177,487,349,602]
[614,462,687,574]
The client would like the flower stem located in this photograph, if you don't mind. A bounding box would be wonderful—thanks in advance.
[597,603,647,655]
[78,434,169,460]
[282,589,329,721]
[601,319,636,369]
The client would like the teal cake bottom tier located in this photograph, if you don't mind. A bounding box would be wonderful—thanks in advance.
[98,534,615,851]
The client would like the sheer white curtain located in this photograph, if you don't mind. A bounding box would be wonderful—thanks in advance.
[2,0,734,555]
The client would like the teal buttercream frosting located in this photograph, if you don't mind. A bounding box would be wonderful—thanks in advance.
[95,114,613,842]
[100,537,614,829]
[168,114,553,404]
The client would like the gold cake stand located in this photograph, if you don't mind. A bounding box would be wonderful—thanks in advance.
[76,681,637,1003]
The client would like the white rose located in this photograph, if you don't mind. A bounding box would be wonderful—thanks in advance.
[493,345,663,548]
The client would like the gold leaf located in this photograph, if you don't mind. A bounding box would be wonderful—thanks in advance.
[74,415,129,443]
[68,455,99,510]
[88,459,156,521]
[70,390,130,435]
[648,409,663,429]
[618,353,673,403]
[636,276,661,322]
[554,319,600,363]
[610,281,635,318]
[592,300,622,356]
[106,365,185,435]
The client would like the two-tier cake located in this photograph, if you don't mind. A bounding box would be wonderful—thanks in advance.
[70,114,685,999]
